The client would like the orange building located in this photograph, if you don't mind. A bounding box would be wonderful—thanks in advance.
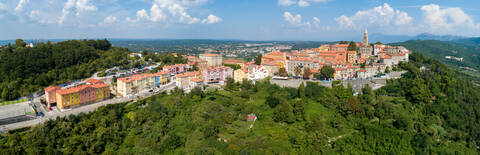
[55,79,110,109]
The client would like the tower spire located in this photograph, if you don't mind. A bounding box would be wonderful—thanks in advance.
[363,29,368,44]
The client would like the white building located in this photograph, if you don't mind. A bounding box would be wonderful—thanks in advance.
[248,65,269,81]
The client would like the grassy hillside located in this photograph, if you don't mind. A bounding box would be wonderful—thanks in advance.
[1,53,480,154]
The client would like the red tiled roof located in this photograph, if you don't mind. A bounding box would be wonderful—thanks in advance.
[357,69,367,72]
[57,83,109,95]
[381,55,391,59]
[86,78,104,84]
[45,86,60,92]
[191,78,203,82]
[200,53,219,56]
[290,57,313,61]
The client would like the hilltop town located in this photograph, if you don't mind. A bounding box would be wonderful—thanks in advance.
[1,31,410,132]
[39,30,409,111]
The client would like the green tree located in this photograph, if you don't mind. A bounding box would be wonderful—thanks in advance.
[266,95,281,108]
[294,66,302,78]
[15,39,27,48]
[274,102,295,124]
[278,67,288,77]
[254,54,262,65]
[303,67,312,79]
[348,41,357,51]
[318,65,335,80]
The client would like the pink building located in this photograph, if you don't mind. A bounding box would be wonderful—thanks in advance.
[202,66,233,84]
[45,86,60,108]
[163,64,188,75]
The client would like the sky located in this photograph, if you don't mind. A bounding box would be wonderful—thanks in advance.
[0,0,480,41]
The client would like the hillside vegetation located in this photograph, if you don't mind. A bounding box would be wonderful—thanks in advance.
[391,40,480,78]
[0,53,479,154]
[0,39,130,101]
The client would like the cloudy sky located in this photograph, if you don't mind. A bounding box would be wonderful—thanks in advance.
[0,0,479,41]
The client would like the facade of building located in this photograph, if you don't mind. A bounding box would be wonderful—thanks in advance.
[199,53,222,67]
[287,57,314,75]
[55,80,110,109]
[203,66,233,84]
[117,73,164,97]
[234,69,248,83]
[163,64,188,75]
[175,71,201,89]
[45,86,60,108]
[347,51,357,64]
[248,65,269,81]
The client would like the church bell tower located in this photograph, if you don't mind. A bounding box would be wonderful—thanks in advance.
[363,29,368,44]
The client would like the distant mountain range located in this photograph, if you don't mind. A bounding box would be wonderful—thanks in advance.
[370,33,468,43]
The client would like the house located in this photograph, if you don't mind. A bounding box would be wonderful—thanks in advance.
[347,51,357,64]
[223,59,246,69]
[247,114,257,121]
[234,69,248,83]
[199,53,223,67]
[203,66,233,84]
[248,65,268,81]
[163,64,188,75]
[380,55,394,67]
[176,71,201,89]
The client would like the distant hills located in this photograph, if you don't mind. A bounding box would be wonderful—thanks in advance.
[391,38,480,78]
[370,33,468,43]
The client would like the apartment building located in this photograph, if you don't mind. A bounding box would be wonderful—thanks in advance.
[199,53,222,67]
[45,86,60,108]
[55,80,110,109]
[203,66,233,84]
[175,71,201,89]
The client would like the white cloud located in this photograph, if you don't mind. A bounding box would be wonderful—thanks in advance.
[335,3,412,30]
[101,15,117,26]
[28,10,55,24]
[132,0,220,25]
[15,0,29,12]
[284,12,303,26]
[421,4,479,31]
[278,0,296,6]
[58,0,97,25]
[201,14,221,24]
[278,0,329,7]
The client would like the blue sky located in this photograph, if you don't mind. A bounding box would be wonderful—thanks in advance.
[0,0,479,41]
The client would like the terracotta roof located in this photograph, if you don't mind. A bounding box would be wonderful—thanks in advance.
[266,51,284,56]
[45,86,60,92]
[290,57,313,61]
[200,53,219,56]
[86,78,104,84]
[191,78,203,82]
[223,59,245,64]
[357,69,367,72]
[381,55,392,59]
[177,71,200,78]
[57,83,109,95]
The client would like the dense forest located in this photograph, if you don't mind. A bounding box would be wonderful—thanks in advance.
[0,39,130,101]
[0,52,479,154]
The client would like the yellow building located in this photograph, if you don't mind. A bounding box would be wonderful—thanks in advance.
[55,79,110,109]
[175,71,201,89]
[117,73,156,97]
[347,51,357,64]
[117,72,170,97]
[234,69,248,83]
